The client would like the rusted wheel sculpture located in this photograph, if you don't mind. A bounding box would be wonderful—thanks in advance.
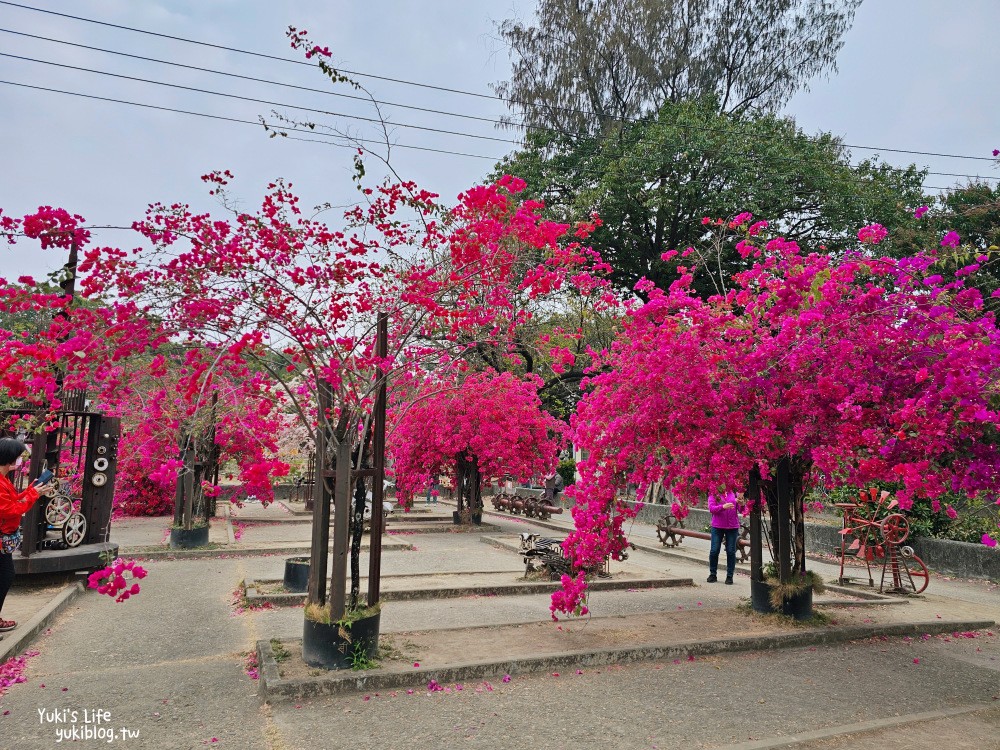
[898,546,930,594]
[879,513,910,544]
[655,513,686,547]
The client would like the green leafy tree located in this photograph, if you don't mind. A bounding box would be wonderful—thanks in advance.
[495,98,927,297]
[890,181,1000,313]
[495,0,862,134]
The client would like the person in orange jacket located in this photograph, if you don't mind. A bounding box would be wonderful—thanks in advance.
[0,437,54,632]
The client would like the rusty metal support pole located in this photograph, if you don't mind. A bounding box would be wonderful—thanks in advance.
[182,454,195,531]
[748,466,763,583]
[43,239,78,473]
[329,441,352,621]
[367,313,387,607]
[172,444,185,529]
[776,456,792,584]
[22,240,81,555]
[307,387,332,606]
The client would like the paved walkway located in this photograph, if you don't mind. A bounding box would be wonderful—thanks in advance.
[0,499,995,749]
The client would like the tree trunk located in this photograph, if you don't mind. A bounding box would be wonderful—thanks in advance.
[454,454,482,524]
[760,457,810,583]
[790,458,807,575]
[307,384,333,607]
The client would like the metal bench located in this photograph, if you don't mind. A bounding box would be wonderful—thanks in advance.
[517,532,621,579]
[491,487,564,520]
[655,513,751,563]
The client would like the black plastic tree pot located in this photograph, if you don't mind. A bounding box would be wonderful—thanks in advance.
[169,525,209,549]
[302,610,381,670]
[471,511,483,525]
[750,579,814,621]
[750,578,772,613]
[283,557,310,593]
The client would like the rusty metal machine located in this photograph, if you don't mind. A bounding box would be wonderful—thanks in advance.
[835,488,930,594]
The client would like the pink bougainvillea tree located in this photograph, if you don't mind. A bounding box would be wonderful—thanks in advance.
[0,207,116,413]
[1,206,290,526]
[556,215,1000,617]
[76,160,613,619]
[389,368,564,517]
[96,344,290,520]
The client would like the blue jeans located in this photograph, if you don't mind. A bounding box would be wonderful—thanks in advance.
[709,527,738,578]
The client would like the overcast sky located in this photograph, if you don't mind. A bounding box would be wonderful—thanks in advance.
[1,0,997,280]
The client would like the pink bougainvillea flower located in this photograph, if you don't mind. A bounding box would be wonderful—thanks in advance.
[940,230,961,247]
[857,223,888,245]
[501,675,511,683]
[87,558,148,603]
[913,205,929,219]
[728,212,753,229]
[983,533,997,548]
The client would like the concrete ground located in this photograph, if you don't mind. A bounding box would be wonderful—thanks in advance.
[0,499,996,749]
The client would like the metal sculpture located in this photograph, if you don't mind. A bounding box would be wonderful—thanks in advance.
[491,485,563,520]
[517,532,619,579]
[4,406,120,571]
[835,488,930,594]
[655,512,751,562]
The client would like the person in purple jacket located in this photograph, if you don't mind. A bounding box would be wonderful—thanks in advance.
[707,491,742,584]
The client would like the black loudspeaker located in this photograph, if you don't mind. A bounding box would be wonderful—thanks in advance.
[81,416,120,544]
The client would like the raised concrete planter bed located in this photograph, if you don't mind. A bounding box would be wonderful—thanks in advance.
[256,617,996,702]
[244,570,692,607]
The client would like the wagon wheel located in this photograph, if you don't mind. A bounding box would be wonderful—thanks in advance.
[45,494,73,526]
[899,547,930,594]
[655,514,684,547]
[62,512,87,547]
[879,513,910,544]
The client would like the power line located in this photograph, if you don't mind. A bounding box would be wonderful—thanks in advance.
[5,51,999,186]
[0,27,525,133]
[2,1,998,166]
[0,52,524,147]
[0,79,499,161]
[0,1,502,102]
[1,78,973,197]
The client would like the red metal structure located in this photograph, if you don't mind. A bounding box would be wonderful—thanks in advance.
[835,488,930,594]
